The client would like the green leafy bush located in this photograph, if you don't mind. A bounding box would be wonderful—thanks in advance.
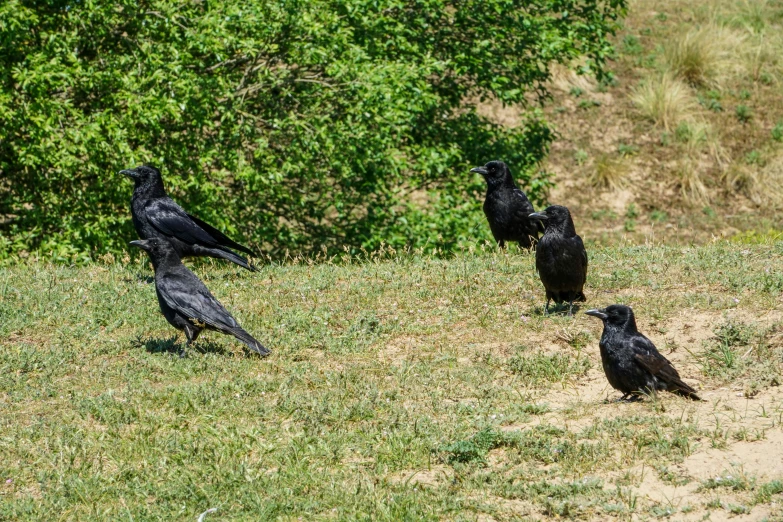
[0,0,626,262]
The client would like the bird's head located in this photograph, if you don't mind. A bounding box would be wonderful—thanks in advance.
[528,205,576,235]
[470,160,511,187]
[119,165,163,187]
[129,237,179,266]
[586,304,637,330]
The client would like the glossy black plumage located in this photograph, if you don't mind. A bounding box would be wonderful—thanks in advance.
[586,305,701,401]
[470,161,542,249]
[120,165,258,271]
[130,238,270,357]
[529,205,587,314]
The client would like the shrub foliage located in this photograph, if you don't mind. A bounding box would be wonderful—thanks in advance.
[0,0,625,261]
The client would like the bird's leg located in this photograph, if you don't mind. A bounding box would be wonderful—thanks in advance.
[498,239,506,249]
[544,298,550,316]
[182,324,201,358]
[568,300,574,316]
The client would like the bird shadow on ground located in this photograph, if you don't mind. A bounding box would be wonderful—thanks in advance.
[530,303,583,317]
[122,274,154,284]
[133,336,230,357]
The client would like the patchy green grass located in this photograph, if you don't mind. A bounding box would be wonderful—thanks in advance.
[1,240,783,520]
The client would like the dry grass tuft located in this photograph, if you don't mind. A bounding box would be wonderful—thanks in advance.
[631,74,697,130]
[663,25,743,87]
[724,152,783,206]
[589,155,630,191]
[674,158,710,205]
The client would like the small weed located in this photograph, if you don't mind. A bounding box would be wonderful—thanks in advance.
[699,472,754,492]
[736,104,752,123]
[744,150,761,165]
[650,210,668,223]
[739,89,751,100]
[701,321,756,378]
[755,480,783,504]
[574,149,589,165]
[617,143,639,157]
[657,466,690,486]
[728,504,751,515]
[569,86,584,97]
[438,428,508,465]
[622,34,643,55]
[771,122,783,142]
[698,96,723,112]
[577,99,601,110]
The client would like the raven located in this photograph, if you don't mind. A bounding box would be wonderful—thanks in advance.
[120,165,258,271]
[586,305,701,401]
[130,238,270,357]
[470,160,542,249]
[528,205,587,315]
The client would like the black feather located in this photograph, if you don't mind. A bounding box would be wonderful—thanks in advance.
[122,165,258,271]
[586,305,701,401]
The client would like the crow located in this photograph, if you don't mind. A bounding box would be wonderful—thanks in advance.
[470,160,542,249]
[120,165,258,272]
[528,205,587,315]
[586,305,701,401]
[130,238,270,357]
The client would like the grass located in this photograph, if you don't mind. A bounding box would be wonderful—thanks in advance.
[2,240,783,520]
[631,73,696,130]
[539,0,783,247]
[589,154,629,190]
[663,25,741,87]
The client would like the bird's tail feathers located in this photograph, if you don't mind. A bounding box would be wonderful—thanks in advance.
[211,247,260,272]
[230,327,271,356]
[671,381,702,401]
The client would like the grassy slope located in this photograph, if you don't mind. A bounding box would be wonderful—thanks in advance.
[479,0,783,245]
[2,239,783,520]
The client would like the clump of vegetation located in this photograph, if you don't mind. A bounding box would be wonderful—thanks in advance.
[632,74,696,130]
[663,25,741,87]
[673,159,710,205]
[0,0,627,262]
[590,155,630,190]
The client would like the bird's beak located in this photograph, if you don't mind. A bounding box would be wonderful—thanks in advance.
[129,240,147,250]
[119,169,137,178]
[585,309,608,320]
[470,167,488,176]
[528,212,548,221]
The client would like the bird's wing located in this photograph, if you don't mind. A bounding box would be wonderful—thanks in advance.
[577,235,588,271]
[512,189,543,233]
[145,198,219,247]
[158,271,240,332]
[187,213,257,257]
[635,351,701,398]
[630,336,681,381]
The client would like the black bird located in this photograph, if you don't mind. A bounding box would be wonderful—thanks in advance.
[528,205,587,315]
[470,160,542,249]
[130,238,270,357]
[120,165,258,271]
[586,305,701,401]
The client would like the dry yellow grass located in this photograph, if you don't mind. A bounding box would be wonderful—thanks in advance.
[674,158,710,204]
[663,25,743,87]
[589,154,629,191]
[631,73,697,130]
